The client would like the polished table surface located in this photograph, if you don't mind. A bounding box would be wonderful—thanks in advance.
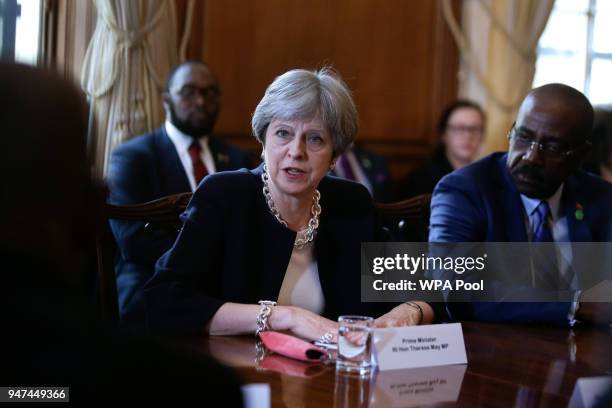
[194,322,612,407]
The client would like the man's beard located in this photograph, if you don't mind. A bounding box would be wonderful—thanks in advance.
[510,163,556,199]
[168,103,217,138]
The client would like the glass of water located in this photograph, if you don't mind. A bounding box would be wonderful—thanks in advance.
[336,315,374,375]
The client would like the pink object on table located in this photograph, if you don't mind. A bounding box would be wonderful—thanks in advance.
[258,331,327,362]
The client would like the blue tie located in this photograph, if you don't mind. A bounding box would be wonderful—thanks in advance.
[532,201,559,289]
[533,201,553,242]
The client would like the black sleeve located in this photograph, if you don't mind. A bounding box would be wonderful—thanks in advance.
[107,145,179,264]
[144,177,227,334]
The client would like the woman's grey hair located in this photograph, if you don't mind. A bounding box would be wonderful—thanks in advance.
[251,67,358,156]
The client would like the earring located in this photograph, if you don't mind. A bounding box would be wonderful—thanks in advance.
[330,162,336,170]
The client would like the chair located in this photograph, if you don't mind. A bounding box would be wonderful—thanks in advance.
[375,194,431,241]
[95,192,430,322]
[95,192,193,324]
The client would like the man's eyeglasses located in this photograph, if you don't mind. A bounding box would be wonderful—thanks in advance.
[171,85,220,101]
[446,125,483,136]
[507,125,583,161]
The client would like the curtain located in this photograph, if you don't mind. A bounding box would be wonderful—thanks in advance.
[81,0,178,179]
[443,0,555,155]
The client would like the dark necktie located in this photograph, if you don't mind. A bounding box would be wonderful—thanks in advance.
[532,201,560,289]
[188,141,208,186]
[533,201,553,242]
[338,153,356,181]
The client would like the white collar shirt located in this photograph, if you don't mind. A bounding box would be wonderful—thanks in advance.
[165,120,216,191]
[520,183,576,289]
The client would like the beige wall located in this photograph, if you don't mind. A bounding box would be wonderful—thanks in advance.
[177,0,461,189]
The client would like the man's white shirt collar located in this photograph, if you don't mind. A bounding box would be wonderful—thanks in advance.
[164,120,215,191]
[520,183,564,221]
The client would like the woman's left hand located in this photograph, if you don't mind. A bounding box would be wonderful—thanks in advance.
[375,302,433,328]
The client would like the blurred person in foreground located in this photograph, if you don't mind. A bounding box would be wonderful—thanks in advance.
[429,83,612,326]
[145,68,436,340]
[402,100,485,199]
[0,62,242,404]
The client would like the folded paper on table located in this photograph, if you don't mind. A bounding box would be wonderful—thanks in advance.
[374,323,467,370]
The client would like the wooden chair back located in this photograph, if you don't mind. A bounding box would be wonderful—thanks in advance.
[375,194,431,241]
[96,192,192,324]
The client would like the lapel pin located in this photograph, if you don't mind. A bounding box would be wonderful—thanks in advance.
[217,153,230,163]
[574,202,584,221]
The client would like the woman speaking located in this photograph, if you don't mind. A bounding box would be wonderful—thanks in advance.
[145,68,434,341]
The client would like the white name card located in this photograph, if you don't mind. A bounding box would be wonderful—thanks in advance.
[373,323,467,371]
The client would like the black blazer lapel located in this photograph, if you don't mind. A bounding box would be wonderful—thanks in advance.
[562,175,593,288]
[563,175,592,242]
[354,148,373,179]
[208,136,233,172]
[154,127,191,194]
[496,154,529,242]
[314,212,342,318]
[251,166,297,300]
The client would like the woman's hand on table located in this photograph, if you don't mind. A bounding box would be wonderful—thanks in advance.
[271,306,338,342]
[375,301,434,328]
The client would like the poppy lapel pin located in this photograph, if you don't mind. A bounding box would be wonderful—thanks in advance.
[361,157,372,169]
[574,202,584,221]
[217,153,230,164]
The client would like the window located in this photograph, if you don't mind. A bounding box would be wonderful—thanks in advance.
[533,0,612,105]
[0,0,41,65]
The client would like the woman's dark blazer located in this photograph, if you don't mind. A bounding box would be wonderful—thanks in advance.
[144,164,392,333]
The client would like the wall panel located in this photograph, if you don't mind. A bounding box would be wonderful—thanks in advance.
[179,0,460,194]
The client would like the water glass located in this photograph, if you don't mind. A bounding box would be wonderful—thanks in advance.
[336,315,374,375]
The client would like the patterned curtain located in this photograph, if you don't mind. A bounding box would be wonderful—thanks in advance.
[444,0,555,155]
[81,0,178,178]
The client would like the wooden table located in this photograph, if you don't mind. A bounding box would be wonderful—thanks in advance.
[195,322,612,407]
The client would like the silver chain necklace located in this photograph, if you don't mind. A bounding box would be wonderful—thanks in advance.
[261,164,321,248]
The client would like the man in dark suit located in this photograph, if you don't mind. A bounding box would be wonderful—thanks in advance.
[429,83,612,326]
[331,144,393,202]
[107,60,252,327]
